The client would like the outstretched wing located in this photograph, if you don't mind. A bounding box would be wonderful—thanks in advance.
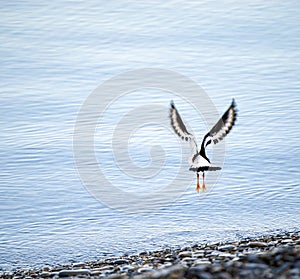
[204,99,237,147]
[169,101,198,163]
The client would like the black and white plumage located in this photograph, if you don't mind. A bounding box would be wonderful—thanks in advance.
[170,99,237,192]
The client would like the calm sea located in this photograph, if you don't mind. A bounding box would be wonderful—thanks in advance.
[1,1,299,270]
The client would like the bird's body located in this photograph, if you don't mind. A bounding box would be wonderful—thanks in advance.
[170,99,237,192]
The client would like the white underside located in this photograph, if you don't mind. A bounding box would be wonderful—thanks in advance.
[190,154,211,169]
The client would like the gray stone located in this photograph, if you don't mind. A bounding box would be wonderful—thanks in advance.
[204,249,214,254]
[248,241,268,248]
[218,245,236,251]
[294,260,300,268]
[288,268,300,276]
[107,274,126,279]
[181,257,197,264]
[97,265,114,271]
[113,259,130,265]
[217,272,232,279]
[186,270,213,279]
[211,265,223,273]
[40,271,52,278]
[189,265,207,272]
[267,241,276,247]
[137,266,153,273]
[193,259,211,265]
[238,269,255,278]
[178,251,192,258]
[217,252,235,260]
[243,263,269,270]
[164,253,175,259]
[246,253,260,262]
[120,265,135,272]
[72,262,86,268]
[209,251,220,257]
[90,269,102,276]
[139,251,148,256]
[193,252,205,258]
[150,264,184,279]
[275,262,292,275]
[58,269,91,277]
[159,262,173,269]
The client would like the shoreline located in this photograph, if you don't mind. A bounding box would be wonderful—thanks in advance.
[1,231,299,279]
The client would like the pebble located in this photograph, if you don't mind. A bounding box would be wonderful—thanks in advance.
[120,265,135,272]
[58,269,91,277]
[193,252,205,258]
[243,262,269,270]
[186,270,213,279]
[208,251,220,257]
[98,265,114,271]
[148,264,184,279]
[40,271,52,278]
[248,241,268,248]
[181,257,197,264]
[217,272,232,279]
[178,251,192,258]
[1,231,299,279]
[217,252,235,260]
[112,259,129,265]
[137,266,153,273]
[193,259,211,265]
[288,268,300,276]
[218,245,236,251]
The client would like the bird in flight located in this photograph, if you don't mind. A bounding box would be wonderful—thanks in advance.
[170,99,237,192]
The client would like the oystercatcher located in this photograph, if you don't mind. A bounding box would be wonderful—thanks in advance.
[170,99,237,192]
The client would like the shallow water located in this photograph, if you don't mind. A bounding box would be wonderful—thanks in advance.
[1,1,300,270]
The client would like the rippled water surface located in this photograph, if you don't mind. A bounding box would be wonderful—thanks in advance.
[1,1,300,270]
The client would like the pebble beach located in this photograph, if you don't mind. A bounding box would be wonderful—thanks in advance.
[1,231,299,279]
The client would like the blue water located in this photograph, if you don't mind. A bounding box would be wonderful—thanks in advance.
[1,1,300,270]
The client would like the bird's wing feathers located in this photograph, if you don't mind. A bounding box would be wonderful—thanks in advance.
[170,101,198,163]
[170,99,237,165]
[205,99,237,146]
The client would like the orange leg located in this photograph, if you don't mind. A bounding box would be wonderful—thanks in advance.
[196,172,201,192]
[202,172,206,191]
